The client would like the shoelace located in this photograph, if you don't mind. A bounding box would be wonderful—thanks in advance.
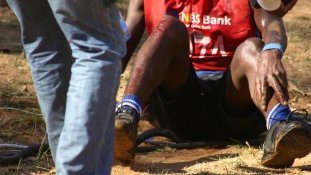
[268,108,309,129]
[115,97,125,114]
[286,108,308,121]
[115,106,123,114]
[115,107,136,124]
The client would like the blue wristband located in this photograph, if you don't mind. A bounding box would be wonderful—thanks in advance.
[262,43,284,58]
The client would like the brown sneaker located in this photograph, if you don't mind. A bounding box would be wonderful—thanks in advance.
[261,109,311,167]
[114,108,137,160]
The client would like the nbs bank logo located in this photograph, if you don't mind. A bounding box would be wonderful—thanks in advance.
[180,12,231,29]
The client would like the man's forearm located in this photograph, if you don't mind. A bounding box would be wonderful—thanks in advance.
[253,7,287,53]
[262,20,287,53]
[121,0,145,72]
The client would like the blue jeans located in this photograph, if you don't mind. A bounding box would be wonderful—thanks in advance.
[7,0,125,174]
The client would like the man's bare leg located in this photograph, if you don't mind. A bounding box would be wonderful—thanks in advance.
[114,16,190,160]
[224,37,311,167]
[222,37,280,116]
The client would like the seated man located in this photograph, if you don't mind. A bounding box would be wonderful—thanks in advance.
[115,0,311,167]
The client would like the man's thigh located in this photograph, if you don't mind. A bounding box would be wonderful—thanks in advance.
[146,66,267,141]
[146,64,218,141]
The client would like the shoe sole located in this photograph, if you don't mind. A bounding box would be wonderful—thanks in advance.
[262,124,311,167]
[114,120,136,160]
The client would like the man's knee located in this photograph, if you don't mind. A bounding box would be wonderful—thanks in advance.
[150,15,188,42]
[233,37,263,68]
[240,37,263,58]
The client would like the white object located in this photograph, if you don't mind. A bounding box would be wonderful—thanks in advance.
[257,0,281,11]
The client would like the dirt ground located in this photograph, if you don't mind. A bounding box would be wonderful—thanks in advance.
[0,0,311,174]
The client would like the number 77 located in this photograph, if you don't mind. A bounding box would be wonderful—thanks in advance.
[189,35,227,58]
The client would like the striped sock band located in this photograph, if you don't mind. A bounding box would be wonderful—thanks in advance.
[116,94,142,124]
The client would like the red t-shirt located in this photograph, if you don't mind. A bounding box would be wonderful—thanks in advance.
[144,0,257,71]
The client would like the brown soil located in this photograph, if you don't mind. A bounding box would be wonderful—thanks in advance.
[0,1,311,174]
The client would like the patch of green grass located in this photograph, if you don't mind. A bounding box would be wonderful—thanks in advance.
[295,16,310,21]
[305,57,311,65]
[0,83,34,107]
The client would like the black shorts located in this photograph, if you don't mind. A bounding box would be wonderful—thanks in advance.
[144,64,267,141]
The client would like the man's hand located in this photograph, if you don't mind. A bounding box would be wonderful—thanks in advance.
[255,49,289,111]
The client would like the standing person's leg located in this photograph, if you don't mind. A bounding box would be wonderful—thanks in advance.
[48,0,125,174]
[115,15,190,160]
[7,0,72,161]
[224,37,311,167]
